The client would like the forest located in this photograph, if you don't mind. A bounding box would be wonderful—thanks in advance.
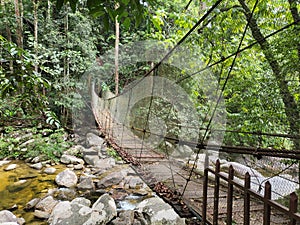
[0,0,299,160]
[0,0,300,224]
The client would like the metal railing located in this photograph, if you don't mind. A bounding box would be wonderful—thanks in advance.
[202,160,300,225]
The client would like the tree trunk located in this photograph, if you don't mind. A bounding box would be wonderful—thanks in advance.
[288,0,300,61]
[47,0,51,22]
[238,0,300,150]
[33,0,39,72]
[115,16,120,95]
[1,0,13,73]
[14,0,23,48]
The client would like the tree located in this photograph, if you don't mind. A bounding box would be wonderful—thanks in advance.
[237,0,299,149]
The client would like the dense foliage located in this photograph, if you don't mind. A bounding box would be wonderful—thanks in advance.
[0,0,299,160]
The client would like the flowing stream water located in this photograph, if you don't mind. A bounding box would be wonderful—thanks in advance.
[0,161,66,224]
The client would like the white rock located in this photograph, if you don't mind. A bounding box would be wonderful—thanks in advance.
[44,167,56,174]
[136,197,185,225]
[4,164,17,171]
[0,160,11,167]
[55,169,78,187]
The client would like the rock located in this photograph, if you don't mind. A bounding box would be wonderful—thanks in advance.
[60,154,84,165]
[51,188,77,201]
[74,164,83,170]
[7,204,18,211]
[87,193,117,224]
[86,133,105,147]
[97,170,127,188]
[81,147,100,156]
[17,217,26,225]
[171,144,194,158]
[110,210,135,225]
[77,176,95,191]
[31,156,41,163]
[35,196,58,213]
[0,210,18,223]
[95,158,115,169]
[44,167,56,174]
[55,169,78,187]
[83,155,99,166]
[30,162,43,170]
[4,164,17,171]
[71,197,91,207]
[125,176,144,189]
[34,209,50,219]
[19,139,35,147]
[49,201,92,225]
[0,160,11,167]
[132,188,150,196]
[135,197,185,225]
[19,172,38,179]
[25,198,41,210]
[110,189,128,201]
[0,223,19,225]
[48,194,116,225]
[7,180,31,193]
[66,145,85,155]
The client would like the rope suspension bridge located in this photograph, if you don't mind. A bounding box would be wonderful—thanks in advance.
[74,0,300,224]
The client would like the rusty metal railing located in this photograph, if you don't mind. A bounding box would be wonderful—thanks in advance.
[202,160,300,225]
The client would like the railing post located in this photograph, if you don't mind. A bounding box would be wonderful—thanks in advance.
[227,165,234,225]
[289,192,298,225]
[202,168,208,225]
[263,181,271,225]
[213,160,220,225]
[244,172,250,225]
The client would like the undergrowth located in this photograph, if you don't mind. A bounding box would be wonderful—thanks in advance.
[0,126,73,161]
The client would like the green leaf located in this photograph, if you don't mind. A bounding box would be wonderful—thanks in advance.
[103,15,110,30]
[69,0,77,12]
[123,17,131,30]
[56,0,64,10]
[122,0,130,5]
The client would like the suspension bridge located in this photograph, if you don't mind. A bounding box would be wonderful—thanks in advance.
[76,1,300,224]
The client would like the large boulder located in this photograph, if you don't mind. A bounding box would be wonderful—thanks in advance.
[110,210,134,225]
[77,176,95,191]
[0,210,24,225]
[85,193,117,224]
[48,201,92,225]
[48,194,116,225]
[0,210,18,223]
[55,169,78,187]
[135,197,185,225]
[35,196,58,213]
[86,133,105,147]
[97,170,127,188]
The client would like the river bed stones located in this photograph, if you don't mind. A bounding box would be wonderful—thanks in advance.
[48,194,117,225]
[86,133,105,147]
[97,170,128,188]
[77,176,95,191]
[136,196,186,225]
[60,154,84,165]
[0,210,25,225]
[44,167,56,174]
[30,162,43,170]
[0,160,10,167]
[55,169,78,188]
[4,164,17,171]
[0,133,186,225]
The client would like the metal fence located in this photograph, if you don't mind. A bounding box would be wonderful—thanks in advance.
[202,160,300,225]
